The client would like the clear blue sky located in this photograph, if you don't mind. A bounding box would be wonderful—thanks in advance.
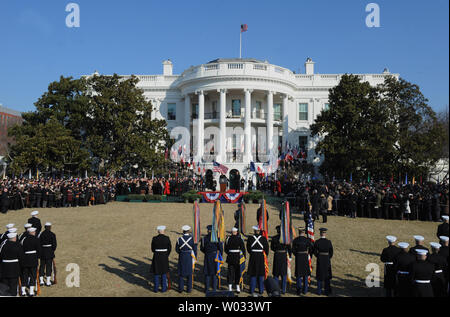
[0,0,448,113]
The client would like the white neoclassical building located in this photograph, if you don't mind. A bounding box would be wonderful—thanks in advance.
[94,58,399,184]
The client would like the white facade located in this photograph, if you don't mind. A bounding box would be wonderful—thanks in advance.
[97,58,399,182]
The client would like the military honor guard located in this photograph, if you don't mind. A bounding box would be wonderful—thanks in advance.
[175,225,197,293]
[438,235,449,258]
[224,227,246,293]
[0,231,24,296]
[428,242,447,297]
[38,222,57,286]
[409,235,429,256]
[393,242,415,297]
[200,225,221,293]
[20,227,41,296]
[380,235,401,297]
[19,223,32,243]
[270,225,292,294]
[151,225,172,293]
[292,227,313,295]
[437,215,449,238]
[313,228,333,296]
[246,225,269,297]
[410,249,434,297]
[28,211,42,235]
[0,224,15,243]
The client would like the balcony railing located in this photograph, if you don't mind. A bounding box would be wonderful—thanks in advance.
[226,151,244,163]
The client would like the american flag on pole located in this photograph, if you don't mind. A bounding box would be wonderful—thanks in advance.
[213,161,229,174]
[306,212,315,284]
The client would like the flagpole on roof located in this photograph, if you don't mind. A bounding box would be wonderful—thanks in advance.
[240,26,242,59]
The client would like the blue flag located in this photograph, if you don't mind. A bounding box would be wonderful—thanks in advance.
[250,161,256,172]
[405,173,408,184]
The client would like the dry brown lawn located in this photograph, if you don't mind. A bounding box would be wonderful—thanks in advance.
[0,201,440,297]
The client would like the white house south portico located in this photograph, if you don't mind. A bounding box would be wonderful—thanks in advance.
[98,57,398,186]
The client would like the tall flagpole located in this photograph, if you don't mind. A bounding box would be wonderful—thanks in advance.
[240,27,242,59]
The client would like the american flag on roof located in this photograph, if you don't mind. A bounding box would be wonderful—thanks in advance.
[213,161,229,174]
[241,24,248,32]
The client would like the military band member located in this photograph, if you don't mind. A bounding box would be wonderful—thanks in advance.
[270,225,292,294]
[313,228,333,296]
[246,225,269,297]
[409,235,429,256]
[380,235,401,297]
[410,249,434,297]
[292,227,313,295]
[28,211,42,235]
[19,224,32,243]
[0,232,24,296]
[200,225,221,293]
[38,222,57,286]
[151,225,172,293]
[393,242,415,297]
[0,224,15,244]
[224,227,246,293]
[20,227,41,296]
[428,242,447,297]
[437,215,449,238]
[175,225,197,293]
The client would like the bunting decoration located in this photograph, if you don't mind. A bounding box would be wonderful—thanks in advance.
[193,201,201,244]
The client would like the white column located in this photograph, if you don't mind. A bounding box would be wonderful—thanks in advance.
[282,94,289,150]
[184,94,191,131]
[266,91,274,155]
[244,89,253,163]
[196,90,205,160]
[217,89,227,162]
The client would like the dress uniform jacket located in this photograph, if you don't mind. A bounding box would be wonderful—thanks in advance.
[38,230,57,259]
[292,236,313,277]
[270,234,292,276]
[18,231,29,244]
[427,253,448,297]
[151,234,172,275]
[20,235,41,268]
[410,259,435,297]
[27,217,42,235]
[0,240,24,278]
[246,234,269,276]
[200,233,221,276]
[380,245,402,289]
[313,238,333,280]
[393,250,416,297]
[175,234,197,277]
[224,235,246,265]
[436,222,449,238]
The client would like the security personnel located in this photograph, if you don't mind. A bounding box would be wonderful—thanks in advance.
[0,224,15,243]
[19,224,32,243]
[38,222,57,286]
[409,235,429,257]
[437,215,449,238]
[224,227,246,293]
[200,225,221,293]
[292,227,313,295]
[175,225,197,293]
[393,242,415,297]
[313,228,333,296]
[270,225,292,294]
[410,249,434,297]
[28,211,42,235]
[0,232,24,296]
[151,225,172,293]
[20,227,41,297]
[380,235,401,297]
[246,225,269,297]
[428,242,447,297]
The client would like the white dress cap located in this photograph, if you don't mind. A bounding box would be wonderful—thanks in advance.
[24,223,32,228]
[413,235,424,241]
[386,235,397,243]
[252,225,260,231]
[7,232,17,239]
[45,222,52,226]
[439,236,449,242]
[6,224,15,229]
[31,211,39,216]
[430,242,441,249]
[182,225,191,231]
[27,227,37,233]
[8,228,17,233]
[416,249,428,255]
[157,225,166,231]
[442,215,449,221]
[398,242,409,249]
[232,227,238,232]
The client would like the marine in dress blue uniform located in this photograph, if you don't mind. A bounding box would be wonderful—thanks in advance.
[380,235,401,297]
[246,226,269,296]
[292,227,314,295]
[175,225,197,293]
[313,228,333,296]
[200,225,221,292]
[151,225,172,293]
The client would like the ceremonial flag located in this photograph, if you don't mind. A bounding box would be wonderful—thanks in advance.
[215,245,224,288]
[258,200,269,240]
[280,201,294,244]
[193,201,201,244]
[367,172,371,183]
[263,251,269,280]
[412,176,415,185]
[250,161,256,172]
[306,212,314,284]
[350,173,352,183]
[211,201,225,243]
[405,173,408,185]
[239,250,246,288]
[287,255,293,285]
[213,161,229,174]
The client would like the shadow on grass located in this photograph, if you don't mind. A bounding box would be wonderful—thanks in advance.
[349,249,381,257]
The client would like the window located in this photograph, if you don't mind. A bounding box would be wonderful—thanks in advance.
[167,103,176,120]
[299,136,308,158]
[254,101,262,119]
[192,103,199,119]
[299,103,308,121]
[232,99,241,117]
[274,103,282,121]
[324,103,330,111]
[212,101,218,119]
